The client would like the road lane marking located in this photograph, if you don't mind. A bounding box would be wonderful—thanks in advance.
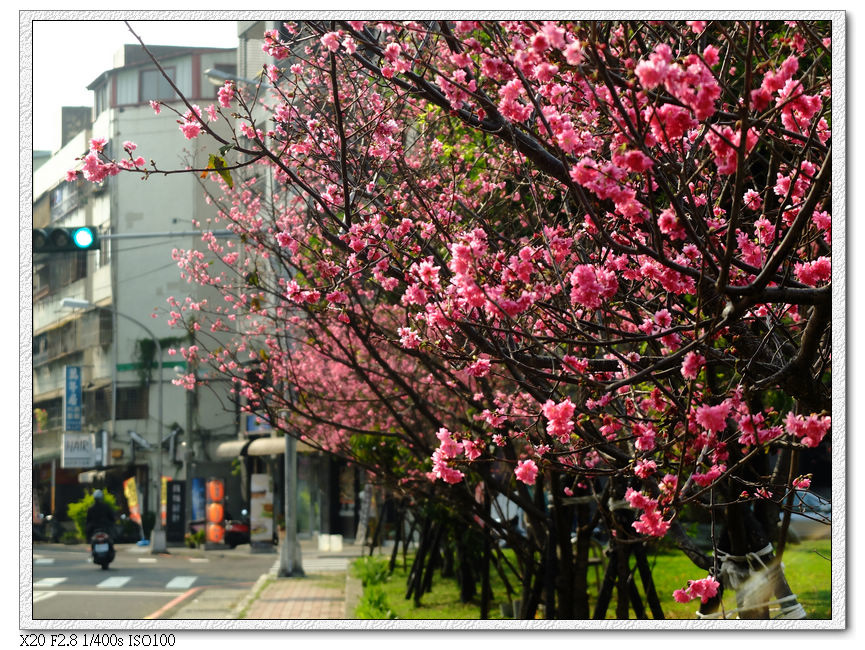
[34,558,55,565]
[138,558,158,563]
[34,578,66,587]
[188,558,209,563]
[33,591,57,603]
[97,576,132,588]
[144,586,204,620]
[165,576,197,590]
[33,590,176,597]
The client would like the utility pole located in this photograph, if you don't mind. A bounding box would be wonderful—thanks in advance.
[278,433,303,577]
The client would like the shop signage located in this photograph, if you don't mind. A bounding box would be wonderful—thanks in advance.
[249,473,273,543]
[64,366,82,431]
[61,432,95,468]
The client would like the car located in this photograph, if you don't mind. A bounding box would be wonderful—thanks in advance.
[781,490,831,542]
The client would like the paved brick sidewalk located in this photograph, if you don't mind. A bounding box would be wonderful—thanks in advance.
[162,538,372,620]
[243,577,348,619]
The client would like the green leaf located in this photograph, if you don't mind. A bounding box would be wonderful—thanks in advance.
[206,154,234,188]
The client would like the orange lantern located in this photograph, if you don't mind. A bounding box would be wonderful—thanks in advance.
[207,502,224,524]
[206,523,224,544]
[207,480,225,502]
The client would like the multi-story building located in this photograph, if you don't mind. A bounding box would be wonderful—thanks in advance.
[32,28,368,548]
[32,43,240,537]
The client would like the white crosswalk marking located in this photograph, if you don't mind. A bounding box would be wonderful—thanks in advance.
[137,558,158,563]
[165,576,197,590]
[35,577,66,587]
[302,558,350,571]
[97,576,132,589]
[34,558,55,565]
[33,591,57,603]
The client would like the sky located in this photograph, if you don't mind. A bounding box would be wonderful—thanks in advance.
[31,19,239,154]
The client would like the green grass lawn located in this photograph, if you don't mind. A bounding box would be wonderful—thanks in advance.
[361,538,831,620]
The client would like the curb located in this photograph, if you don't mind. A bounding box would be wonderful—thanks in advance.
[344,574,362,619]
[231,570,275,619]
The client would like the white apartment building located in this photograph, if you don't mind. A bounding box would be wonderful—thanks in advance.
[32,43,241,533]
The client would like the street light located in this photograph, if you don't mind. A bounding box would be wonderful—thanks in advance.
[61,297,167,553]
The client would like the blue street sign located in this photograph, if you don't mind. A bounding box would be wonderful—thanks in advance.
[64,366,82,431]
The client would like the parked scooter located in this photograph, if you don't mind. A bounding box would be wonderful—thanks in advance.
[189,509,251,548]
[90,529,116,570]
[33,513,61,543]
[224,509,251,549]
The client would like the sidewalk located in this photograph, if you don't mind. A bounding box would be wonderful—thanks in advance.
[164,537,370,620]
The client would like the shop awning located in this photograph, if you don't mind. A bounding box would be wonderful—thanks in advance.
[214,438,253,458]
[247,437,287,456]
[79,469,105,484]
[247,436,316,456]
[33,447,62,464]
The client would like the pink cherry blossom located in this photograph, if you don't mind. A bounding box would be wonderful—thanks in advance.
[681,351,706,380]
[515,459,539,485]
[542,398,576,443]
[695,402,731,433]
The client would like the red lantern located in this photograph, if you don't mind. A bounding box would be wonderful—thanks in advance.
[207,480,225,502]
[207,502,224,524]
[206,523,224,544]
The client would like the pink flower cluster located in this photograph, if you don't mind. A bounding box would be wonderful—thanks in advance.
[568,264,618,310]
[397,326,421,349]
[498,78,533,123]
[625,487,671,537]
[218,81,235,108]
[691,464,726,487]
[794,256,831,286]
[784,411,831,448]
[735,410,783,447]
[73,138,124,183]
[179,105,204,140]
[515,459,539,485]
[569,158,644,222]
[680,351,705,380]
[751,55,799,112]
[542,397,576,443]
[706,125,759,175]
[431,427,465,484]
[657,207,687,240]
[262,30,291,59]
[673,576,720,604]
[320,31,341,52]
[634,459,657,478]
[466,355,492,378]
[635,43,721,121]
[633,422,657,452]
[694,401,731,433]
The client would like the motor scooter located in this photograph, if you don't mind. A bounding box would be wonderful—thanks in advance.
[90,529,116,570]
[224,509,251,549]
[188,509,251,548]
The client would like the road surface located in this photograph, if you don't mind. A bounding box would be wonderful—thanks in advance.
[31,544,277,621]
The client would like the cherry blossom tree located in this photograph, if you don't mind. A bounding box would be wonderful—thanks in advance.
[72,19,833,620]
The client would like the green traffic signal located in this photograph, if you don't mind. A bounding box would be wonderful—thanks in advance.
[33,227,100,253]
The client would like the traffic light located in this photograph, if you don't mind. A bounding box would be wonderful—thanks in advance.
[33,227,100,253]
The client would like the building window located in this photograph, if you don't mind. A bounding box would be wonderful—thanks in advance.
[84,387,112,425]
[46,251,87,292]
[96,227,111,269]
[33,263,50,301]
[140,67,177,102]
[116,386,149,421]
[94,83,109,116]
[210,63,237,96]
[50,182,79,222]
